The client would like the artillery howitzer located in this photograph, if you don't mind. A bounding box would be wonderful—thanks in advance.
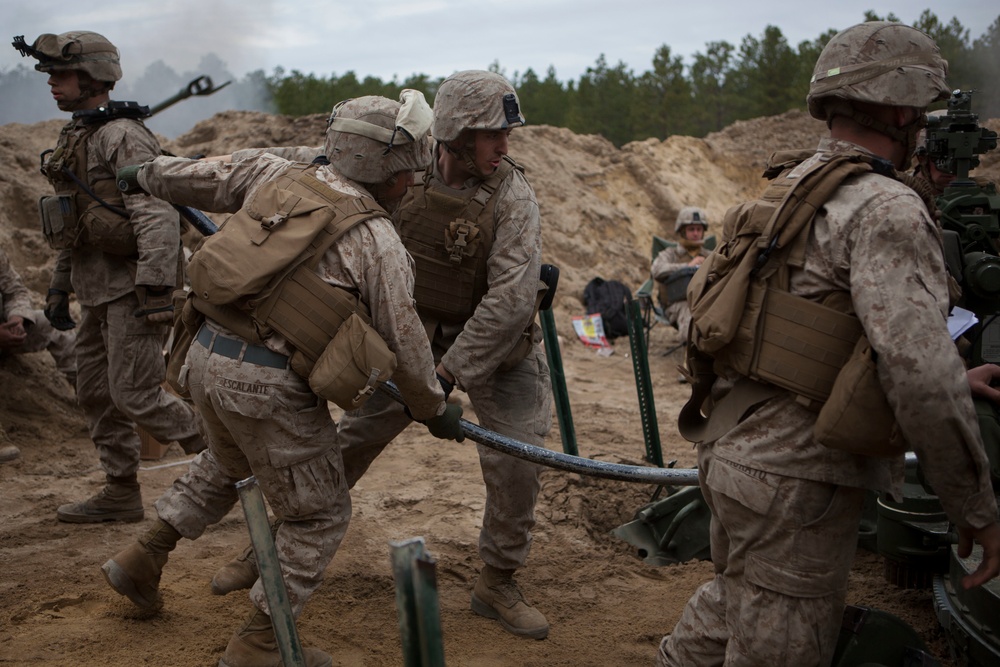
[149,74,231,117]
[863,90,1000,667]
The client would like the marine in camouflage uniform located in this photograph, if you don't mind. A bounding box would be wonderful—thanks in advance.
[658,23,1000,667]
[101,92,464,667]
[343,70,552,640]
[212,70,554,641]
[652,206,711,340]
[15,31,204,522]
[0,247,77,463]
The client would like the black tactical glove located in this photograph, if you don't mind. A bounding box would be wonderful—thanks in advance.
[134,285,174,323]
[424,403,465,442]
[116,165,146,194]
[44,289,75,330]
[437,372,454,400]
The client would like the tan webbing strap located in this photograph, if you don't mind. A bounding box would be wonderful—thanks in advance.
[678,374,783,444]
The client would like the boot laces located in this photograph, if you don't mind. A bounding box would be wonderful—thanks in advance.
[491,578,526,605]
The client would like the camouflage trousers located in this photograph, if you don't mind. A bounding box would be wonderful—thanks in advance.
[657,445,865,667]
[155,331,351,617]
[75,293,201,477]
[664,301,692,341]
[338,345,552,571]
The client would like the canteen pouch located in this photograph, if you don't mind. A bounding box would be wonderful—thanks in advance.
[813,335,905,458]
[308,313,397,410]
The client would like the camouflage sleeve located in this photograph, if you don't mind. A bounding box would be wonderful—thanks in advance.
[139,153,292,213]
[651,245,692,279]
[441,173,542,388]
[354,218,446,421]
[49,248,72,294]
[847,183,998,529]
[0,250,34,321]
[93,121,180,288]
[230,146,323,163]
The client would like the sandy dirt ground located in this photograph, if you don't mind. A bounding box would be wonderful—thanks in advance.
[2,110,998,666]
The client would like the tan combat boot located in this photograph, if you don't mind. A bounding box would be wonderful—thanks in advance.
[101,518,181,609]
[219,607,333,667]
[212,542,259,595]
[471,565,549,640]
[212,519,282,595]
[57,474,144,523]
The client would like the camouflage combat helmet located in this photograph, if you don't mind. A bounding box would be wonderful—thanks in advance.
[431,70,525,144]
[807,21,949,121]
[674,206,709,233]
[325,90,433,184]
[12,31,122,83]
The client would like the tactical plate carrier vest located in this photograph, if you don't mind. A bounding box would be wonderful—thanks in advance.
[39,105,153,256]
[397,156,519,323]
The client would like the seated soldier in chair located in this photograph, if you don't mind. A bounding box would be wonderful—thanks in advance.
[652,206,711,342]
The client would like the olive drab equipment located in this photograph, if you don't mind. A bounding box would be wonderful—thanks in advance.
[183,163,397,410]
[397,156,519,322]
[37,102,155,256]
[678,149,906,457]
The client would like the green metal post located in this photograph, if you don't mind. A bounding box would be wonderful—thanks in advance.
[391,537,445,667]
[235,476,305,667]
[540,308,578,456]
[626,299,664,468]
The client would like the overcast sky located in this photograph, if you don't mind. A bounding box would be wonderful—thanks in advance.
[2,1,996,135]
[3,1,996,84]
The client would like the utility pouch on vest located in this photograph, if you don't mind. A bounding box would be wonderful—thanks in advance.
[79,198,138,256]
[307,312,397,410]
[814,334,904,458]
[38,194,80,250]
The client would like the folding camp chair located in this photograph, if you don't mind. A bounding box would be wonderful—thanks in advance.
[635,234,716,354]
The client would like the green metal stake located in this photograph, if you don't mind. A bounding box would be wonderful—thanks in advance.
[236,476,305,667]
[626,299,664,468]
[391,537,445,667]
[540,308,578,456]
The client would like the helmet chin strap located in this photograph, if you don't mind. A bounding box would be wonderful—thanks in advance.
[441,138,482,179]
[825,99,925,166]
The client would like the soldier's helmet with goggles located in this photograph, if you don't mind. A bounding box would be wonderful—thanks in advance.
[12,31,122,83]
[325,90,434,185]
[674,207,709,234]
[431,70,525,144]
[806,21,949,121]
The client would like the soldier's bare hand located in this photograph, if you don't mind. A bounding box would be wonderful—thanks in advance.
[967,364,1000,405]
[958,522,1000,589]
[0,319,27,348]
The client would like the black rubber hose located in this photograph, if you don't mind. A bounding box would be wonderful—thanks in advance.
[380,381,700,486]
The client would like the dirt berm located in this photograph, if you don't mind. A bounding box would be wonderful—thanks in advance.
[0,110,997,666]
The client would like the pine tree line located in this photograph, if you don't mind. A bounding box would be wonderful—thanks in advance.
[267,10,1000,147]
